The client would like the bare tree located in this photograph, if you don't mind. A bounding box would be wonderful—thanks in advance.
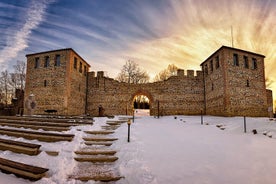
[0,70,11,105]
[11,60,26,90]
[116,60,149,84]
[154,64,178,82]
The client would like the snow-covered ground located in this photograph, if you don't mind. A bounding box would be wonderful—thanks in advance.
[1,114,276,184]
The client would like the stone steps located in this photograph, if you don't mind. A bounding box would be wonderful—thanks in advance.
[73,175,123,182]
[74,156,118,163]
[0,127,74,142]
[0,122,68,132]
[84,130,114,135]
[0,138,41,155]
[75,150,116,155]
[0,157,48,181]
[0,116,93,125]
[83,137,118,142]
[0,118,92,127]
[101,125,120,130]
[84,142,113,146]
[68,163,123,182]
[106,120,127,124]
[106,122,122,126]
[70,119,123,182]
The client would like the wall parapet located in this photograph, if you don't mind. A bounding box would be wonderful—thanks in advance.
[176,69,203,78]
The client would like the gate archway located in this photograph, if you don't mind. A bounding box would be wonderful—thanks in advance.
[129,90,154,116]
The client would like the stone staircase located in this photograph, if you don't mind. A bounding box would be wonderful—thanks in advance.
[0,116,128,182]
[0,116,92,181]
[69,119,127,182]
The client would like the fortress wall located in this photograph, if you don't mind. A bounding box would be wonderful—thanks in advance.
[24,46,272,117]
[86,70,204,116]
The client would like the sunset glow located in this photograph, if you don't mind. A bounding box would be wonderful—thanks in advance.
[0,0,275,105]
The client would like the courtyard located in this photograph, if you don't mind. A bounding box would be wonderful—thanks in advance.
[0,113,276,183]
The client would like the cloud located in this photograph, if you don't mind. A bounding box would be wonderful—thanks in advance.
[0,0,54,67]
[116,0,276,77]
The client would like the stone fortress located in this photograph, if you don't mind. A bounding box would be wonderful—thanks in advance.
[25,46,273,117]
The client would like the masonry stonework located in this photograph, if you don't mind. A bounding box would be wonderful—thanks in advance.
[25,48,90,115]
[24,46,273,117]
[86,70,204,116]
[201,46,270,116]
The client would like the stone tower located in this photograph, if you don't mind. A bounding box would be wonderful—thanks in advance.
[201,46,269,116]
[24,48,90,115]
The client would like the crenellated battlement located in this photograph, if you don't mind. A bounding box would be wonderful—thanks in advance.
[89,69,203,81]
[176,69,202,78]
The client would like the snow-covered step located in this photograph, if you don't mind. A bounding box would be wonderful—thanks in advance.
[106,120,127,124]
[74,156,118,163]
[74,175,123,182]
[84,142,113,146]
[0,138,41,155]
[106,122,122,126]
[0,127,74,142]
[75,150,117,156]
[69,164,123,182]
[0,121,69,132]
[101,125,120,130]
[84,130,114,135]
[83,137,118,142]
[0,119,78,127]
[0,157,48,181]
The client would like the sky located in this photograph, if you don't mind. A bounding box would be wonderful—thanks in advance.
[0,0,276,101]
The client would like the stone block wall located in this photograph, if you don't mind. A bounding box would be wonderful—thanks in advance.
[86,70,204,116]
[25,48,90,115]
[66,50,89,115]
[202,46,269,117]
[25,46,273,117]
[202,50,225,116]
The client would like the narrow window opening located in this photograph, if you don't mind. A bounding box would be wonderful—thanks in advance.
[252,58,257,69]
[233,53,239,66]
[210,60,213,72]
[35,57,39,68]
[84,65,87,76]
[79,62,82,73]
[55,54,60,66]
[44,80,47,87]
[244,56,249,68]
[74,57,77,69]
[204,64,208,75]
[215,56,220,69]
[44,56,50,67]
[211,83,214,91]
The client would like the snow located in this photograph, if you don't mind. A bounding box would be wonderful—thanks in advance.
[1,114,276,184]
